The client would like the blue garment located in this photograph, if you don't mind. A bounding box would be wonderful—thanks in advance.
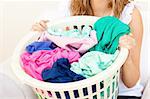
[42,58,108,99]
[42,58,85,83]
[26,41,57,54]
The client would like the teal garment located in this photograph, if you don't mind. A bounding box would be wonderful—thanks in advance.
[90,16,130,54]
[70,50,119,78]
[47,25,92,38]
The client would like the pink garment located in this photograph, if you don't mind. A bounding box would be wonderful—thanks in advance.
[21,48,80,80]
[40,30,98,54]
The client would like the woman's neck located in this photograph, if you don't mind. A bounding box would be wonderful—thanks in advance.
[91,0,113,17]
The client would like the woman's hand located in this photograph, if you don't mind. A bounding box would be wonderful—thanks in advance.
[31,20,49,32]
[119,34,136,50]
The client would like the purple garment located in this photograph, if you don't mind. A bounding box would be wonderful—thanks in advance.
[26,41,57,54]
[42,58,86,83]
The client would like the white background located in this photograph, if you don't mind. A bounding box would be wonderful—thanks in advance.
[0,0,149,98]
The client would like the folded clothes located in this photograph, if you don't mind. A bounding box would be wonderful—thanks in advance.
[21,48,80,80]
[42,58,86,83]
[71,50,119,78]
[40,29,97,54]
[38,25,97,54]
[90,16,130,54]
[26,41,57,54]
[47,25,92,38]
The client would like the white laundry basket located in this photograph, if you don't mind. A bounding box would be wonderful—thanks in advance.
[11,16,129,99]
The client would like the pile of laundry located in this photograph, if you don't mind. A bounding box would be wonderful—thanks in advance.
[20,16,130,83]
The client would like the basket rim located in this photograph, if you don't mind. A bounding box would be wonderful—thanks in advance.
[11,16,129,91]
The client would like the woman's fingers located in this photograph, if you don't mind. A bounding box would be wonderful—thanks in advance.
[119,35,136,49]
[39,20,49,29]
[32,24,44,32]
[31,20,49,32]
[43,20,49,23]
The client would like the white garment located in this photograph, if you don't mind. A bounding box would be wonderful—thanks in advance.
[38,0,145,97]
[142,79,150,99]
[119,1,135,24]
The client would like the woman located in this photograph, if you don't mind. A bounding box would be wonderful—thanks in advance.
[32,0,143,98]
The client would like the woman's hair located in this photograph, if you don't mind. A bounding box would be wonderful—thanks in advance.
[70,0,131,18]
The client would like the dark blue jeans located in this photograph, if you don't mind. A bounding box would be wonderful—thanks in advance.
[118,96,141,99]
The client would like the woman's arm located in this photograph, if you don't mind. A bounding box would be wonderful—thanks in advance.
[121,8,143,88]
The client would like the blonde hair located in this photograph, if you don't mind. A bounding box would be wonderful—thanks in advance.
[70,0,131,18]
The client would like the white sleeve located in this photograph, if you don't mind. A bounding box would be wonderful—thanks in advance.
[35,0,71,22]
[119,1,135,25]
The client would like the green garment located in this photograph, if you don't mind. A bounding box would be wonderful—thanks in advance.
[90,16,130,54]
[47,25,92,38]
[70,50,119,78]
